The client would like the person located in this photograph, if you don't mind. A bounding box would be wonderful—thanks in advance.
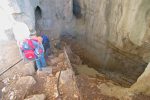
[40,32,51,59]
[30,34,47,71]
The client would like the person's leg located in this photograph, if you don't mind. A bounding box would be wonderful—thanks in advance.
[40,53,47,68]
[45,48,50,60]
[35,59,42,70]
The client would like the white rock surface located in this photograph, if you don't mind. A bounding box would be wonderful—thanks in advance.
[2,76,36,100]
[24,94,46,100]
[20,62,35,76]
[0,0,39,79]
[15,76,36,85]
[131,62,150,95]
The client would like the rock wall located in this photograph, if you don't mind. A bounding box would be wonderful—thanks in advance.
[0,0,75,79]
[1,0,150,96]
[0,0,74,78]
[36,0,73,40]
[131,62,150,95]
[71,0,150,79]
[0,0,38,78]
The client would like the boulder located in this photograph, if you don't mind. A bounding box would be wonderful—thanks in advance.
[50,57,62,66]
[20,62,35,76]
[2,76,36,100]
[42,67,52,75]
[15,76,36,85]
[131,62,150,95]
[58,53,65,60]
[37,67,52,76]
[24,94,46,100]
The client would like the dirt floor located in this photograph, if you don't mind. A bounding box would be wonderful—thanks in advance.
[60,34,134,87]
[76,75,118,100]
[28,73,57,100]
[27,41,122,100]
[27,47,80,100]
[2,35,150,100]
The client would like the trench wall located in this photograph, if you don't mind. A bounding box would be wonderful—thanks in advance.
[70,0,150,79]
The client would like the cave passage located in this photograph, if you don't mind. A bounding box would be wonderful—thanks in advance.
[35,6,42,33]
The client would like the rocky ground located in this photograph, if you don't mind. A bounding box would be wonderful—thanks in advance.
[1,36,150,100]
[61,35,150,100]
[61,34,135,87]
[1,48,79,100]
[65,46,119,100]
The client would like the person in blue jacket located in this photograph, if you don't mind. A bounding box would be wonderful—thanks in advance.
[31,35,47,71]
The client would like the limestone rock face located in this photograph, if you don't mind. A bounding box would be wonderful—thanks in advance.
[74,0,150,51]
[131,62,150,95]
[0,42,20,75]
[0,0,39,79]
[0,0,74,75]
[10,0,39,32]
[0,0,39,41]
[36,0,73,40]
[71,0,150,80]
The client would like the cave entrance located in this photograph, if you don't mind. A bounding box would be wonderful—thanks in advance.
[35,6,42,33]
[72,0,82,18]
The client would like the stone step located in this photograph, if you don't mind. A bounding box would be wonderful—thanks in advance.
[42,67,52,74]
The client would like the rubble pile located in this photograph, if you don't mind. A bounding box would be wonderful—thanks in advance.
[1,49,80,100]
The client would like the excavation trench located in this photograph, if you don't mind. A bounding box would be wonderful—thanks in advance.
[0,35,148,99]
[60,34,147,88]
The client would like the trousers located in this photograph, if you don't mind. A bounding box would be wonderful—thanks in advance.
[35,53,46,70]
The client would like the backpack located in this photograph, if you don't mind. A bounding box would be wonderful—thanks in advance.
[30,39,44,58]
[34,44,44,57]
[22,39,35,60]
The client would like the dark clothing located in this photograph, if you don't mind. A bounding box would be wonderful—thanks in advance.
[42,35,50,50]
[42,34,51,59]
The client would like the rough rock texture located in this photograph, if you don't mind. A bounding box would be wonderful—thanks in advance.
[2,76,36,100]
[55,48,80,99]
[0,0,39,77]
[36,0,73,41]
[1,0,150,98]
[70,0,150,81]
[20,62,35,76]
[66,0,150,96]
[0,0,73,74]
[10,0,39,32]
[73,0,150,59]
[0,42,20,75]
[0,62,36,82]
[24,94,46,100]
[0,0,39,37]
[131,62,150,95]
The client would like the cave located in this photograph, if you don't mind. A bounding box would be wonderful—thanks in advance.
[72,0,82,18]
[35,6,42,20]
[1,0,150,99]
[35,6,42,33]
